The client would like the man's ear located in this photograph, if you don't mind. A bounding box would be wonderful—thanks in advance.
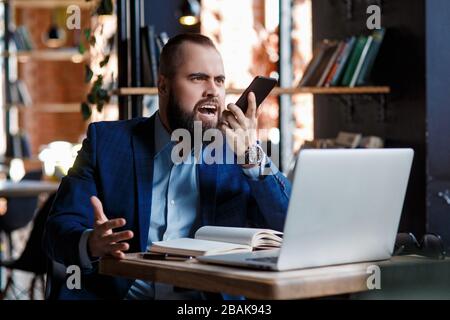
[158,75,168,96]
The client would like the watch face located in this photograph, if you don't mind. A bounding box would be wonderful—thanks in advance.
[246,145,262,165]
[248,147,258,163]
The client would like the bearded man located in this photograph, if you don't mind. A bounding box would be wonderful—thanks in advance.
[44,33,291,300]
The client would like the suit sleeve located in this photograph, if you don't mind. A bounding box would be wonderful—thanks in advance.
[43,123,98,269]
[243,156,291,231]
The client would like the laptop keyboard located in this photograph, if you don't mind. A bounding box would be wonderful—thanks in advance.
[246,256,278,264]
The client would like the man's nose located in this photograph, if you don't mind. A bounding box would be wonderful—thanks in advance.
[203,79,220,97]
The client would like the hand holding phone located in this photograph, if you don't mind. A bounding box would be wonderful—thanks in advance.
[235,76,278,114]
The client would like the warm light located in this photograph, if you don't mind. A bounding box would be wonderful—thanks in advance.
[71,54,84,63]
[179,0,200,26]
[43,38,65,49]
[268,128,280,145]
[179,15,198,26]
[9,158,25,182]
[38,141,78,178]
[17,55,30,63]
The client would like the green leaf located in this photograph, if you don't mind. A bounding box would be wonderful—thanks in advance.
[97,88,108,100]
[81,102,92,120]
[104,0,113,14]
[87,92,96,104]
[78,43,86,54]
[85,65,93,83]
[95,75,103,84]
[99,55,110,68]
[91,85,99,98]
[97,0,113,15]
[96,102,104,113]
[92,76,103,91]
[83,28,91,41]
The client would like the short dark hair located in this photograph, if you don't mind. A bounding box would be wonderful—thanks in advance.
[159,33,217,78]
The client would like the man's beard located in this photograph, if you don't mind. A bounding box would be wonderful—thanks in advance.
[166,91,220,137]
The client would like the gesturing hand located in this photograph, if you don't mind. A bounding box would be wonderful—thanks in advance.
[87,196,134,259]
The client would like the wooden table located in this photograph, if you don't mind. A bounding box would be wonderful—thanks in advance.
[99,253,450,299]
[0,180,59,197]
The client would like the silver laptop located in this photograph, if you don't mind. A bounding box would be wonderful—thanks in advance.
[198,149,414,271]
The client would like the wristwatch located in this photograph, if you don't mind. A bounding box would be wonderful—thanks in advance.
[244,143,264,166]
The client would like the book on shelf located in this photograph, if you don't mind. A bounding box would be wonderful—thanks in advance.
[148,226,283,257]
[155,31,169,56]
[11,26,34,51]
[356,28,386,86]
[141,25,159,87]
[6,131,31,159]
[298,40,329,87]
[349,35,374,87]
[341,36,368,87]
[298,29,386,88]
[322,40,347,87]
[329,36,356,86]
[317,41,345,87]
[153,32,169,80]
[298,40,338,87]
[8,80,32,106]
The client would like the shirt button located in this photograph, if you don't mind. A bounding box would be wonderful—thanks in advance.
[170,200,175,205]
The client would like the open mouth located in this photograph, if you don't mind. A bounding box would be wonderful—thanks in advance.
[197,104,218,115]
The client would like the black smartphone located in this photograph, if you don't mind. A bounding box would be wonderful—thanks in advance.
[235,76,278,113]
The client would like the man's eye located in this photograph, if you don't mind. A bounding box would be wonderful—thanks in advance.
[216,78,225,84]
[192,77,203,82]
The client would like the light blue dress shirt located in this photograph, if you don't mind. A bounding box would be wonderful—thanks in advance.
[79,112,262,299]
[126,112,201,299]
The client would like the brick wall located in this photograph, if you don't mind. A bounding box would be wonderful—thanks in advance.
[15,8,91,156]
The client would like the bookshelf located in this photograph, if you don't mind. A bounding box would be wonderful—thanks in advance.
[114,86,390,97]
[2,50,89,62]
[2,0,98,9]
[1,0,92,157]
[5,103,81,112]
[310,0,450,252]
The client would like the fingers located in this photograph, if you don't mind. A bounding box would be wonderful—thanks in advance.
[103,230,134,243]
[97,242,130,258]
[226,104,247,127]
[107,242,130,252]
[98,218,126,234]
[222,110,241,130]
[256,105,264,118]
[246,92,256,118]
[111,250,126,259]
[91,196,108,223]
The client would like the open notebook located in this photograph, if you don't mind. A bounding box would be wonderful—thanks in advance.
[148,226,283,257]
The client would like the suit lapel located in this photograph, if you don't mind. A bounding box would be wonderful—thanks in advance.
[131,116,155,251]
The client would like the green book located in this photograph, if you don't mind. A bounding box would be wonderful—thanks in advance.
[356,28,386,86]
[341,36,368,86]
[350,36,373,87]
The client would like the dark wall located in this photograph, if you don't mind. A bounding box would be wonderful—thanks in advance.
[143,0,200,36]
[426,0,450,250]
[311,0,426,235]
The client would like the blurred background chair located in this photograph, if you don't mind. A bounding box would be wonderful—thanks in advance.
[0,192,56,300]
[0,169,44,299]
[44,255,66,300]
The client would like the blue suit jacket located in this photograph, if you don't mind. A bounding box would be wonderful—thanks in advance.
[44,114,291,299]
